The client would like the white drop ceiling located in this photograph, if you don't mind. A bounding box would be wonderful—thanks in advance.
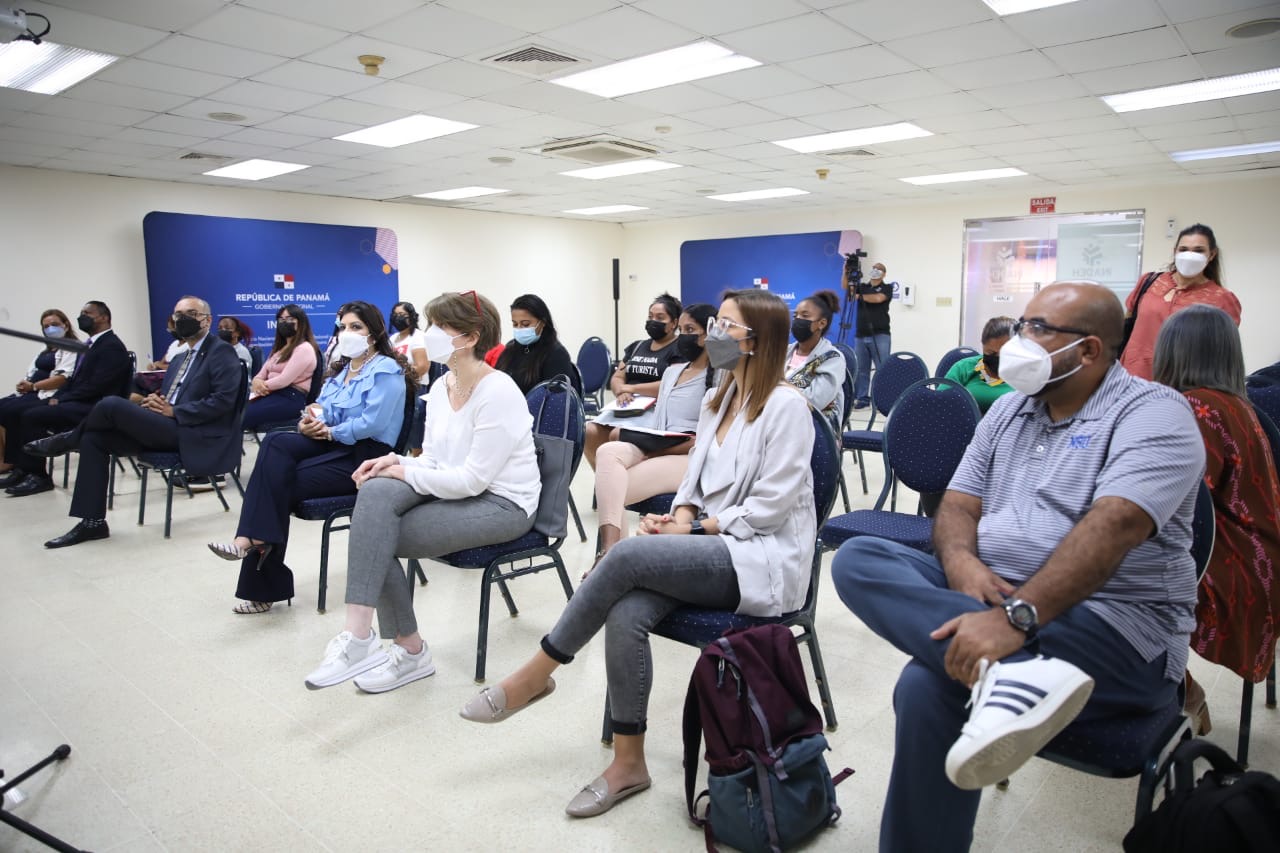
[2,0,1278,221]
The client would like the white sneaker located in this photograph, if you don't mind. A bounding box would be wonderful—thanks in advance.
[944,656,1094,790]
[304,630,388,690]
[354,643,436,694]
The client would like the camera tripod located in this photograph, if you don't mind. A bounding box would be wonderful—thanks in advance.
[1,744,90,852]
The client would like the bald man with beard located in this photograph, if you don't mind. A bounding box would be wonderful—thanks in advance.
[831,283,1206,853]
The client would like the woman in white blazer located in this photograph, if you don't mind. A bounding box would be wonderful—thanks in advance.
[460,289,816,820]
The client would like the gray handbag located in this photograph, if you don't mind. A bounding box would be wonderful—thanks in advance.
[530,379,576,539]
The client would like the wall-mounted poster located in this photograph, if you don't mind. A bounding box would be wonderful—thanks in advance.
[142,212,399,362]
[960,210,1143,347]
[680,230,863,340]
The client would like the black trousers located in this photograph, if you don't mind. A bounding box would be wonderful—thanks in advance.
[67,397,179,519]
[0,393,46,461]
[7,399,94,474]
[234,431,389,602]
[240,387,307,432]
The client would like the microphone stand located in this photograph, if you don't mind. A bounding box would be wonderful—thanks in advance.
[0,326,90,353]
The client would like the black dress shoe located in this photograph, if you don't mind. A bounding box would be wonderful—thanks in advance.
[0,469,24,488]
[6,474,54,497]
[45,520,110,549]
[23,431,77,458]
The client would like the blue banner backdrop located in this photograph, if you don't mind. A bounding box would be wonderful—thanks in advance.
[679,230,863,330]
[141,212,399,362]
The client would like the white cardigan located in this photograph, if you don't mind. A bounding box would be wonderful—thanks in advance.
[674,382,816,616]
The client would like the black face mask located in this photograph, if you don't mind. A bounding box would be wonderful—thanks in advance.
[390,314,410,332]
[791,318,814,342]
[277,320,297,337]
[983,352,1000,377]
[77,314,96,334]
[173,314,202,339]
[675,333,703,361]
[645,319,669,341]
[217,329,235,343]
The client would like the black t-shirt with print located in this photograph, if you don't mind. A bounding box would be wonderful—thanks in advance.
[622,338,684,385]
[856,281,892,336]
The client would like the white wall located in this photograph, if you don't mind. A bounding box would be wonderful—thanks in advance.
[619,172,1280,372]
[0,165,624,369]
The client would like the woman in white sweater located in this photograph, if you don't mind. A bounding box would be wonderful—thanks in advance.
[303,291,541,695]
[460,289,816,820]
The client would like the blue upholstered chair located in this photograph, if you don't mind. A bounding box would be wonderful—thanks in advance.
[601,406,845,743]
[934,346,980,378]
[406,376,585,683]
[576,336,612,416]
[823,377,980,552]
[841,351,929,501]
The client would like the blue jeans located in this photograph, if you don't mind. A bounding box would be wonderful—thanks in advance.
[854,333,891,403]
[830,537,1177,853]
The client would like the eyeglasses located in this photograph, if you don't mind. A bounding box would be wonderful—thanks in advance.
[1012,318,1090,340]
[714,316,754,337]
[172,310,208,320]
[459,290,482,316]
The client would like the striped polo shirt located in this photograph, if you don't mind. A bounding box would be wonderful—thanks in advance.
[949,362,1206,681]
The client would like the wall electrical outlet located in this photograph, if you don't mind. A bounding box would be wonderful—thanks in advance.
[935,296,954,307]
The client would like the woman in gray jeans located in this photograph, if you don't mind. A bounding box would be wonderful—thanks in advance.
[461,289,817,819]
[303,291,541,694]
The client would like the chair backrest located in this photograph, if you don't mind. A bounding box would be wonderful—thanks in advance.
[526,376,587,539]
[809,405,842,527]
[935,346,980,378]
[839,369,855,430]
[879,377,981,509]
[834,342,858,380]
[306,345,325,403]
[393,378,418,454]
[248,344,265,377]
[576,336,612,395]
[870,351,929,419]
[121,350,138,396]
[1191,479,1215,582]
[564,360,586,399]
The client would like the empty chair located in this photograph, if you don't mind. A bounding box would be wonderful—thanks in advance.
[576,336,612,415]
[840,351,929,506]
[934,346,979,378]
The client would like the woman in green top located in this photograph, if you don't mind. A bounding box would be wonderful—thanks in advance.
[945,316,1015,413]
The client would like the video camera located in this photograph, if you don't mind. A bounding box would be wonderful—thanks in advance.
[843,249,868,292]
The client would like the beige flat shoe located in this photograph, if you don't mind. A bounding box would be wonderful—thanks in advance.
[458,677,555,723]
[565,775,652,818]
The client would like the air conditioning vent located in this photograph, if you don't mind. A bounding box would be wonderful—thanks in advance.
[179,151,233,161]
[485,44,581,77]
[824,148,876,158]
[539,136,659,165]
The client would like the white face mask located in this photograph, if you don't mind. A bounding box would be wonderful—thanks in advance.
[869,267,885,280]
[1174,251,1209,278]
[998,334,1085,396]
[336,330,369,359]
[424,324,464,362]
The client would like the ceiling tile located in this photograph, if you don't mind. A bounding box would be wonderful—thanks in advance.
[693,66,819,101]
[1020,114,1130,136]
[719,13,868,64]
[239,0,423,29]
[135,113,239,139]
[251,61,383,97]
[138,36,286,77]
[97,59,237,98]
[343,81,467,112]
[1002,0,1168,48]
[1074,56,1203,96]
[934,51,1062,91]
[397,61,531,98]
[169,99,284,127]
[732,117,829,141]
[1040,27,1187,74]
[632,0,810,36]
[884,21,1032,67]
[839,70,956,103]
[617,84,736,114]
[25,5,170,55]
[1138,116,1249,139]
[539,6,699,60]
[110,126,208,149]
[1155,0,1280,24]
[185,6,348,57]
[12,112,126,139]
[921,110,1019,133]
[60,80,193,113]
[432,99,537,126]
[34,97,154,127]
[209,80,332,112]
[551,98,663,127]
[301,36,449,80]
[1003,96,1113,124]
[1175,4,1280,52]
[255,114,362,138]
[782,44,920,86]
[969,76,1090,109]
[438,0,622,35]
[1119,100,1228,126]
[1224,89,1280,116]
[41,0,227,32]
[802,105,904,131]
[220,126,323,149]
[296,99,407,126]
[1195,40,1280,77]
[754,87,864,117]
[681,102,783,129]
[367,5,535,57]
[877,91,991,118]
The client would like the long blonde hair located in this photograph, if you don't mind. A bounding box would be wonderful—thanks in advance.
[708,289,790,423]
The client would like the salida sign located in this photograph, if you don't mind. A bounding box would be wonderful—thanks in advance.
[1030,196,1056,214]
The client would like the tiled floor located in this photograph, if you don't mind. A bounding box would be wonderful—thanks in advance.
[1,446,1275,852]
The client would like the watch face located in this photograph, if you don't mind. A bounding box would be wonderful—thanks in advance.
[1007,601,1035,630]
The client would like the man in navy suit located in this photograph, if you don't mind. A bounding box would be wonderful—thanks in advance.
[26,296,244,548]
[3,301,132,496]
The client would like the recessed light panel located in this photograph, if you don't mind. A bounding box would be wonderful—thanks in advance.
[550,41,760,98]
[1170,140,1280,162]
[1102,67,1280,113]
[560,159,682,179]
[0,40,119,95]
[706,188,810,202]
[335,114,478,147]
[900,168,1026,185]
[414,186,509,200]
[203,159,310,181]
[563,205,649,215]
[773,122,933,153]
[981,0,1081,14]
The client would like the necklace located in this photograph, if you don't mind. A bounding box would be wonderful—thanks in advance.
[450,363,480,402]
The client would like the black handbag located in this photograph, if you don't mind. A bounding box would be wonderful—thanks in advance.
[1120,271,1160,355]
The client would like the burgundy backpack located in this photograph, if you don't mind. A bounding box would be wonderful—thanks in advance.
[682,624,852,853]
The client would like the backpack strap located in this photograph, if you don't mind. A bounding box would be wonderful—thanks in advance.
[683,667,708,826]
[749,751,785,853]
[1129,271,1160,321]
[716,637,785,771]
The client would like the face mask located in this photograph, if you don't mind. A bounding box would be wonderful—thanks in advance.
[424,324,464,362]
[870,267,885,280]
[981,351,1000,378]
[173,314,202,339]
[43,325,65,338]
[513,326,540,346]
[790,318,814,342]
[675,332,703,361]
[218,329,235,343]
[998,334,1085,396]
[644,319,669,341]
[336,330,369,359]
[390,314,410,332]
[77,314,95,334]
[1174,251,1209,278]
[276,320,297,337]
[705,323,750,371]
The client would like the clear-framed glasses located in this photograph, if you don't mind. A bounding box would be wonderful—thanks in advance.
[172,309,208,320]
[714,316,754,337]
[1012,318,1089,340]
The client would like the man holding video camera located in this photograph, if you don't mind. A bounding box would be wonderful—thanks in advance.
[850,260,892,409]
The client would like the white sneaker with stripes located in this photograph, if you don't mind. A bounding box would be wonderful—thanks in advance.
[945,656,1095,790]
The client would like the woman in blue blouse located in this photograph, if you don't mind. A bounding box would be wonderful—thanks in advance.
[209,301,411,614]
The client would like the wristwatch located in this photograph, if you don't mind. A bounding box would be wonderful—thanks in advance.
[689,519,706,535]
[1002,598,1039,639]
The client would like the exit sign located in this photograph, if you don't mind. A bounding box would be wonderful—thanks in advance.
[1030,196,1056,214]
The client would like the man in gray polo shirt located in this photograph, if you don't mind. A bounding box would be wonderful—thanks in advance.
[832,282,1204,853]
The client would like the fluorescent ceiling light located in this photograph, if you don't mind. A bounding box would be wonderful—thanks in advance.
[414,186,509,200]
[707,188,809,202]
[981,0,1081,14]
[560,159,682,179]
[334,114,477,147]
[1170,140,1280,162]
[203,159,310,181]
[901,167,1026,185]
[773,122,933,153]
[563,205,649,215]
[0,40,119,95]
[550,41,760,98]
[1102,67,1280,113]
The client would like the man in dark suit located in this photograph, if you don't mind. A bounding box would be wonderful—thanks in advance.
[3,301,131,496]
[26,296,244,547]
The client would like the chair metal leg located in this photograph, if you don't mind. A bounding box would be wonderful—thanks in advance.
[412,559,428,586]
[837,460,851,514]
[856,449,868,494]
[476,565,496,683]
[495,576,518,617]
[162,475,175,538]
[601,694,614,746]
[1239,679,1254,768]
[212,477,231,512]
[1267,658,1277,708]
[107,458,116,511]
[317,516,333,614]
[61,452,70,488]
[228,471,245,498]
[800,623,838,732]
[554,556,574,601]
[137,468,148,525]
[568,493,587,543]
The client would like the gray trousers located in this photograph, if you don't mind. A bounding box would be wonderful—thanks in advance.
[346,477,534,639]
[544,534,740,735]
